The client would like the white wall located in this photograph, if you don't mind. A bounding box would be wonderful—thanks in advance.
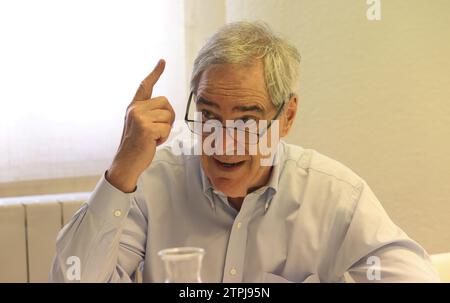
[184,0,450,253]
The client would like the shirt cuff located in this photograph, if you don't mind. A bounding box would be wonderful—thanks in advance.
[86,171,135,226]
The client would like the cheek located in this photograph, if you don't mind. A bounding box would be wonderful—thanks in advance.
[248,157,262,175]
[200,156,211,172]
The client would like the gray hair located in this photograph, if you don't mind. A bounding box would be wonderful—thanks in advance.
[190,21,301,108]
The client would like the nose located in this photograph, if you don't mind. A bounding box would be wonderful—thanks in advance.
[217,127,237,155]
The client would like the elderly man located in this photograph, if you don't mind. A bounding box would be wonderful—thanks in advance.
[50,22,439,282]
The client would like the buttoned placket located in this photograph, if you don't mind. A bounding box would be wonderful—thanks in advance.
[221,192,263,283]
[201,168,277,282]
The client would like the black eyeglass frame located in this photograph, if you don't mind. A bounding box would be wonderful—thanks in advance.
[184,91,289,142]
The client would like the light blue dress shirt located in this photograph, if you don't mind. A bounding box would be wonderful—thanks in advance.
[49,141,439,282]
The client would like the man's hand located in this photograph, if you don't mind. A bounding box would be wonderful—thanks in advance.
[106,59,175,192]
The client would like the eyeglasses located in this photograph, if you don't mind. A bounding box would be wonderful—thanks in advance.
[184,91,287,145]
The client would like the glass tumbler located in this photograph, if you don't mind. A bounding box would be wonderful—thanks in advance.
[158,247,205,283]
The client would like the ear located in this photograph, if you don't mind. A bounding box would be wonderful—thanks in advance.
[280,94,298,137]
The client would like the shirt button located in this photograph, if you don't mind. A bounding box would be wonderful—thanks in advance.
[230,268,237,276]
[113,209,122,217]
[237,222,242,229]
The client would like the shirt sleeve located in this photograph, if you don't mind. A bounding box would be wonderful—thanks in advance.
[330,181,440,283]
[49,172,148,282]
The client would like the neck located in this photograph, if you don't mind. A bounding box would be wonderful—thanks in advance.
[227,166,273,211]
[228,196,244,211]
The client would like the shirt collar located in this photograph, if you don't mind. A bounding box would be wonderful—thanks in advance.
[264,141,284,194]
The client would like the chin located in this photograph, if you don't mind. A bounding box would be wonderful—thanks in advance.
[210,177,247,197]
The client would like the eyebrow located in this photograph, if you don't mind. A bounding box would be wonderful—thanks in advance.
[196,97,265,114]
[233,105,264,114]
[196,97,219,109]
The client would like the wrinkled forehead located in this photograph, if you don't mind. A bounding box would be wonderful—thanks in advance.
[196,62,273,110]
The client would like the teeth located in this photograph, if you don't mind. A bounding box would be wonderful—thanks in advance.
[218,160,243,167]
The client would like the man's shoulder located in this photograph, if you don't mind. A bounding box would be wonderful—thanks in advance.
[282,143,367,225]
[282,142,363,190]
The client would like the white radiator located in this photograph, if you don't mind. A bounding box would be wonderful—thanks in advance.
[0,193,89,282]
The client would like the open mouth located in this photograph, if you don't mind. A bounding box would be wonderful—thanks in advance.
[213,158,246,170]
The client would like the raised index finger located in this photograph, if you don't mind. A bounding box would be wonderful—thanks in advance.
[132,59,166,102]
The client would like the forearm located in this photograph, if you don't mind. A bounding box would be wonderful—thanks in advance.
[49,173,141,282]
[347,243,440,283]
